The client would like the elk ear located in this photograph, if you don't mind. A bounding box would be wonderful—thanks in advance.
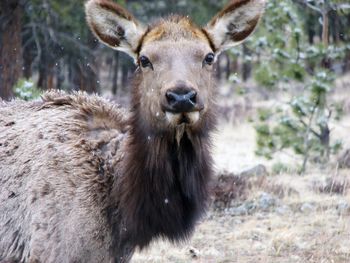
[205,0,265,52]
[85,0,146,60]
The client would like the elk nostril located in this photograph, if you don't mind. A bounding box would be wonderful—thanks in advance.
[187,91,197,104]
[166,91,178,104]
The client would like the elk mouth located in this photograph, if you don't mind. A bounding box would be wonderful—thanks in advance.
[165,111,200,125]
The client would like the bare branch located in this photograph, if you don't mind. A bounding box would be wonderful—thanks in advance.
[335,4,350,10]
[24,22,93,56]
[56,32,94,55]
[293,0,323,13]
[299,119,321,139]
[305,0,322,13]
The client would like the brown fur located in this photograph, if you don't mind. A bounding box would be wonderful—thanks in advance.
[0,92,131,262]
[0,89,212,262]
[208,0,252,26]
[137,15,215,55]
[206,0,265,49]
[85,0,144,51]
[97,0,134,21]
[90,21,122,47]
[229,16,260,42]
[144,16,209,44]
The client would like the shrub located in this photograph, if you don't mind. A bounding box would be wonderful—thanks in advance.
[14,79,41,101]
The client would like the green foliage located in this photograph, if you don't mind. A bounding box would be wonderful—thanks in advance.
[272,162,294,175]
[255,72,343,171]
[257,108,273,122]
[247,0,306,86]
[251,0,347,172]
[14,79,41,101]
[254,64,279,89]
[131,0,226,24]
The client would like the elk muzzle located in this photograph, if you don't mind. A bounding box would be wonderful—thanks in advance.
[166,89,197,113]
[161,85,203,126]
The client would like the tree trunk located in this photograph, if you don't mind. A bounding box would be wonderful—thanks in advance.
[112,52,119,95]
[307,22,315,44]
[225,53,231,80]
[242,44,252,82]
[344,51,350,73]
[215,54,222,80]
[68,58,75,90]
[330,10,340,44]
[82,34,99,93]
[69,34,99,93]
[322,10,329,46]
[321,3,331,69]
[37,50,55,90]
[121,64,129,89]
[0,0,23,100]
[38,45,48,89]
[72,61,99,93]
[47,63,55,90]
[231,57,238,73]
[320,1,330,162]
[55,61,64,89]
[72,62,83,91]
[23,48,34,79]
[22,41,37,79]
[320,124,330,161]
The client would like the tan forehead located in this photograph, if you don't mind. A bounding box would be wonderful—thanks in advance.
[142,39,211,57]
[142,16,212,48]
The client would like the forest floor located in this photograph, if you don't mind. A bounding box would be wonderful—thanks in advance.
[131,78,350,263]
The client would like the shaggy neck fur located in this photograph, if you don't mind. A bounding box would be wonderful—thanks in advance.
[115,73,214,250]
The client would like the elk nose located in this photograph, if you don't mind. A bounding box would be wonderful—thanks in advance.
[166,88,197,113]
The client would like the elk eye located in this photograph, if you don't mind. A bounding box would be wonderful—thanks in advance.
[203,53,215,66]
[139,55,153,69]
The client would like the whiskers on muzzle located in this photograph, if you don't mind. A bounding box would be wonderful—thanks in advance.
[165,111,200,125]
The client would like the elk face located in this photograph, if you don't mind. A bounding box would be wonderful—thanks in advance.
[135,20,217,131]
[86,0,265,133]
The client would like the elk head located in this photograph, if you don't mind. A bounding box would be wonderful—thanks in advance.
[85,0,265,137]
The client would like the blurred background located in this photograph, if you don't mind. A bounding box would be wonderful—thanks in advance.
[1,0,350,261]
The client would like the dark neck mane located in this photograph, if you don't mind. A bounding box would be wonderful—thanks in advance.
[117,109,213,249]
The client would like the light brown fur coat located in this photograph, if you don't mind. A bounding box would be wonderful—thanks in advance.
[0,91,131,262]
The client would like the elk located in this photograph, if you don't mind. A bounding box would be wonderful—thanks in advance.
[0,0,265,262]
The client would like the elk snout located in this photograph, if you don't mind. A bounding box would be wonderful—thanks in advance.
[161,83,204,125]
[166,88,197,113]
[163,83,202,113]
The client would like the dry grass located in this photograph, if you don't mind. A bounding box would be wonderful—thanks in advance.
[211,172,248,209]
[132,206,350,262]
